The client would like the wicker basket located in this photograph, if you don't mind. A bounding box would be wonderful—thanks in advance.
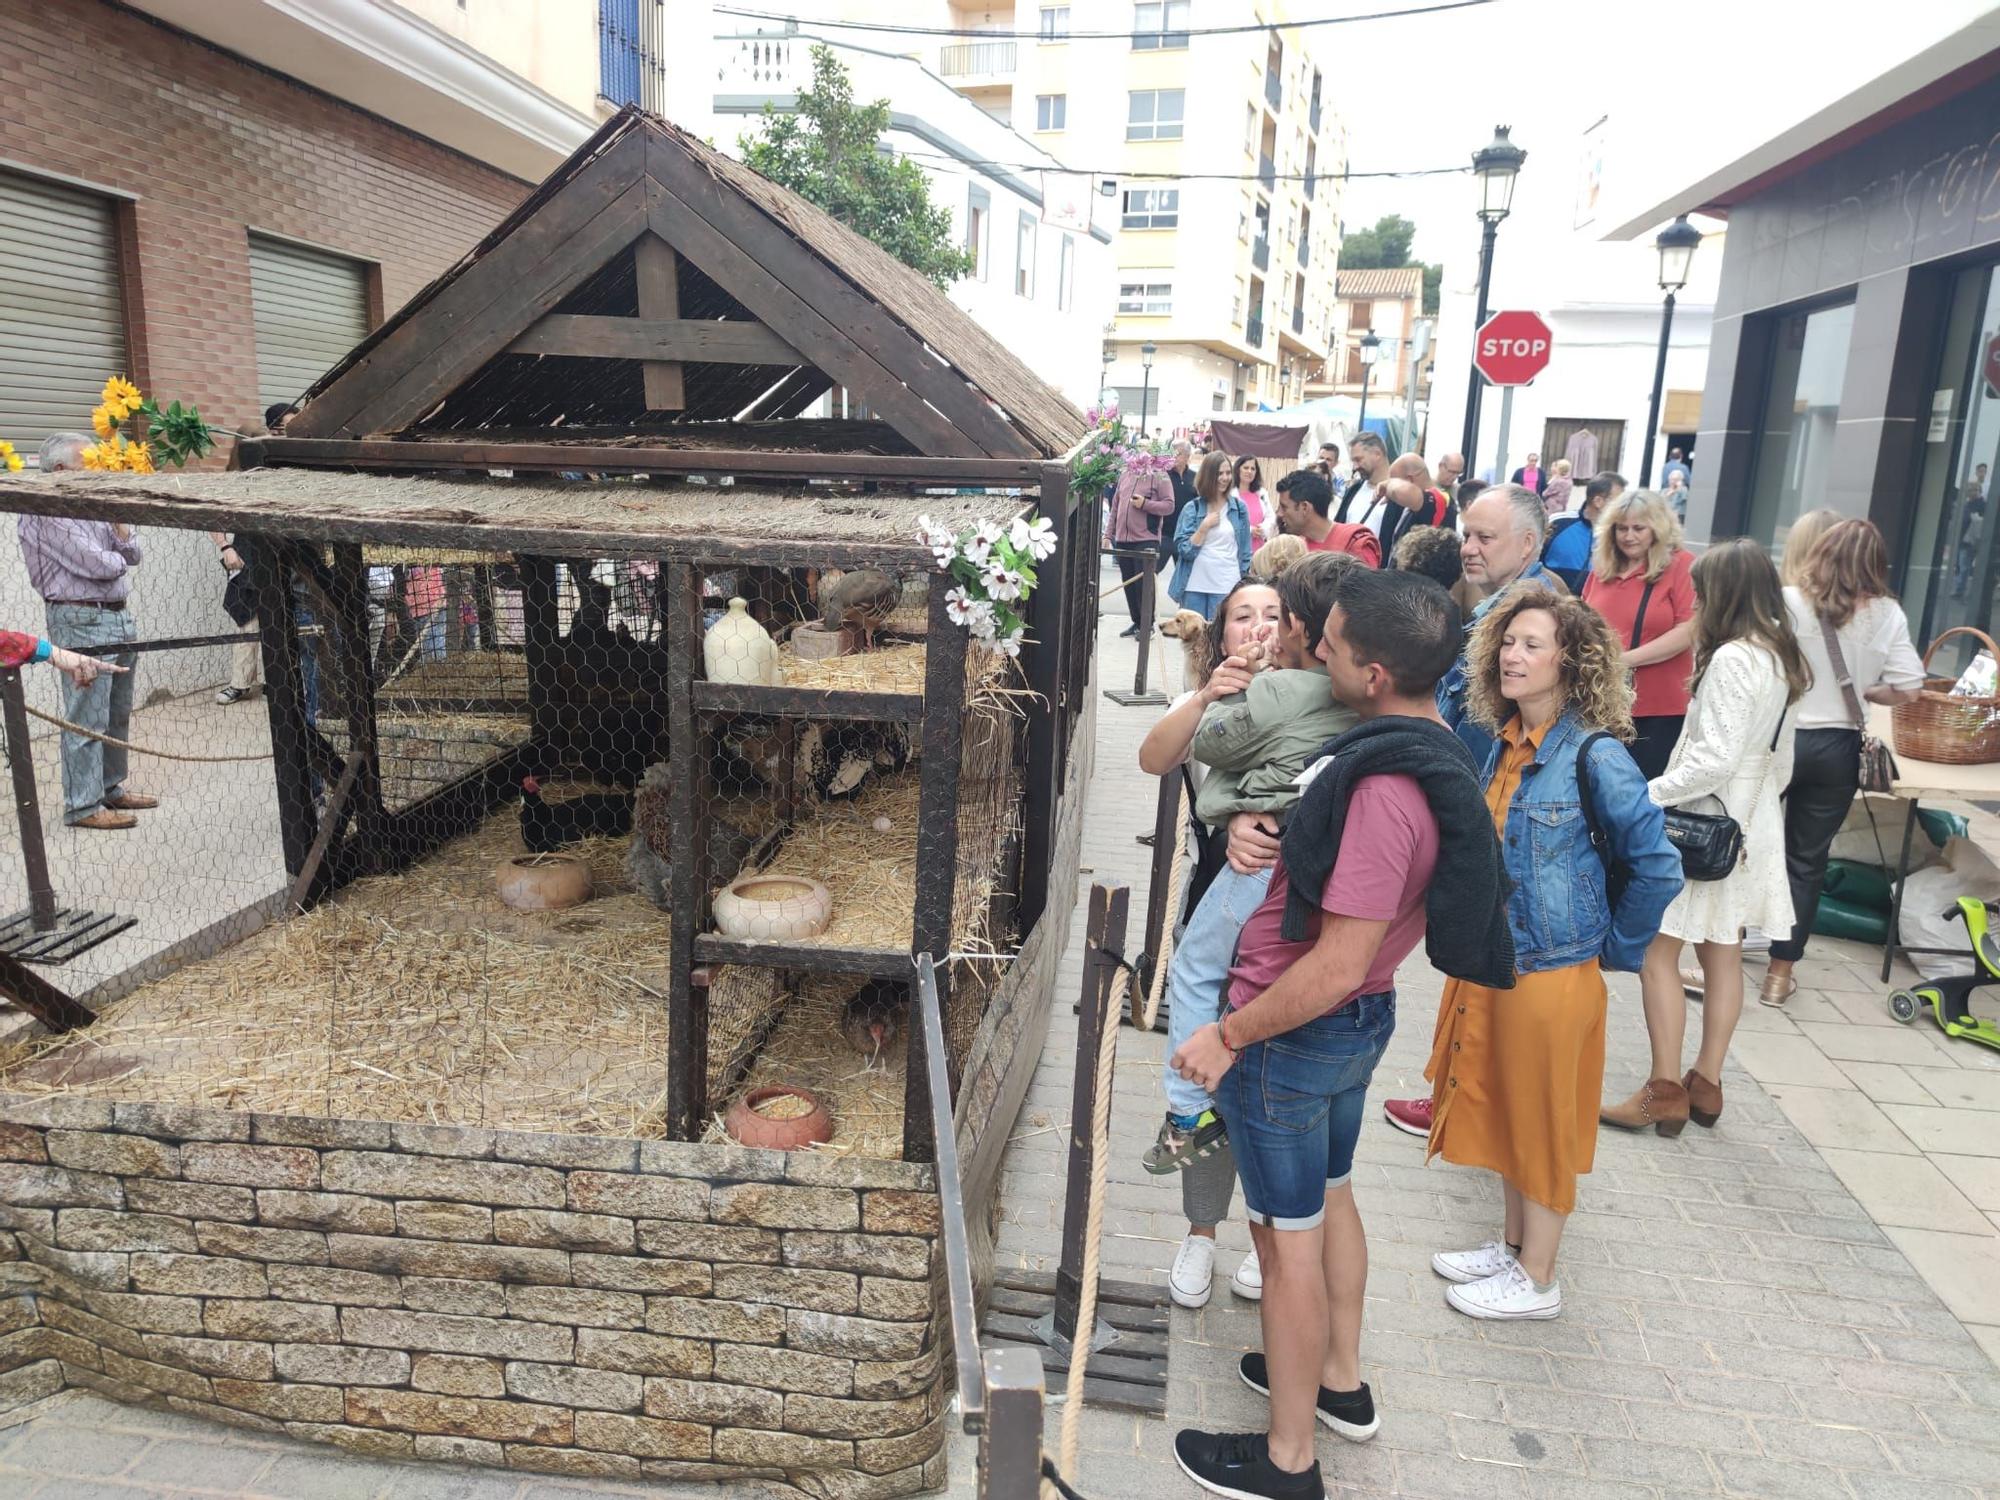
[1891,626,2000,765]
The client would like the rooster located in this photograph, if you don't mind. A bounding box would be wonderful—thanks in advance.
[838,979,905,1070]
[518,775,633,853]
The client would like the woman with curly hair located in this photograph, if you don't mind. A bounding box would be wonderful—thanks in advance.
[1425,585,1681,1321]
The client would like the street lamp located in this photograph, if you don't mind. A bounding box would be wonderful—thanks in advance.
[1139,340,1158,437]
[1640,215,1702,488]
[1356,328,1382,435]
[1458,124,1527,468]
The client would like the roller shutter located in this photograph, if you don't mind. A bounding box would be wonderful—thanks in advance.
[0,171,127,454]
[248,233,369,414]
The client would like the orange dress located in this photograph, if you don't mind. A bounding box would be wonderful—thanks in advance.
[1424,716,1607,1215]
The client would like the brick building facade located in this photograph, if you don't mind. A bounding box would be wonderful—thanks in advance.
[0,0,529,442]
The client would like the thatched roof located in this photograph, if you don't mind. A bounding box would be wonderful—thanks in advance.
[0,470,1025,568]
[285,109,1085,463]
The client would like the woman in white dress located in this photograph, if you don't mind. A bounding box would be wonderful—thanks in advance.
[1601,539,1809,1136]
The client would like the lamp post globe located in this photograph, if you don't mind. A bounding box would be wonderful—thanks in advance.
[1460,125,1527,471]
[1641,215,1703,486]
[1139,340,1157,437]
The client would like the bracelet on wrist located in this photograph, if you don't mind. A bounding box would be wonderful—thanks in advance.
[1218,1012,1240,1058]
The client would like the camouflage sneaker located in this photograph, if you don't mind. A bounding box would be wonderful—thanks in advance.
[1142,1111,1229,1175]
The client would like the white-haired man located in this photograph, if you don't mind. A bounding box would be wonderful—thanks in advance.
[16,433,154,830]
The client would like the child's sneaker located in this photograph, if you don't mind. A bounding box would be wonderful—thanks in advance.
[1142,1110,1229,1175]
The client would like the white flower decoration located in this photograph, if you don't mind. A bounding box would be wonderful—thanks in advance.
[998,626,1025,658]
[1015,515,1058,561]
[983,560,1023,601]
[944,586,977,626]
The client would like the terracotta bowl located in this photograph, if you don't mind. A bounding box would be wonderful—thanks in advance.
[725,1085,833,1151]
[495,853,594,911]
[711,873,832,940]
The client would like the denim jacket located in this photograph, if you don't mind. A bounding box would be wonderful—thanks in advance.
[1483,709,1683,974]
[1167,496,1253,603]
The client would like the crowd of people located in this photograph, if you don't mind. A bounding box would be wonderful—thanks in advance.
[1104,445,1930,1500]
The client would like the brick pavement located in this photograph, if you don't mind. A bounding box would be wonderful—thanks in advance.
[6,580,2000,1499]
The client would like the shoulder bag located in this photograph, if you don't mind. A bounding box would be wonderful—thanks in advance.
[1660,705,1784,882]
[1818,612,1899,794]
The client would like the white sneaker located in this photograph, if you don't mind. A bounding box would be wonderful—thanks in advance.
[1169,1233,1216,1309]
[1431,1241,1515,1285]
[1229,1250,1262,1301]
[1444,1262,1561,1320]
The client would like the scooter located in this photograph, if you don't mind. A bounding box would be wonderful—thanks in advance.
[1886,896,2000,1052]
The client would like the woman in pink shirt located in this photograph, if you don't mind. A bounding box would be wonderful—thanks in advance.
[1231,456,1269,550]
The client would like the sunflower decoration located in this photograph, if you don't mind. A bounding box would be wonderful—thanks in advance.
[79,374,215,470]
[0,440,20,473]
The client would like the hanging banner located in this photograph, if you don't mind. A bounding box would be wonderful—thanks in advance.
[1040,172,1094,234]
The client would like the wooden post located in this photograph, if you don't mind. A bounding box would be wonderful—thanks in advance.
[328,544,389,873]
[662,560,709,1139]
[635,234,685,411]
[1019,464,1070,933]
[473,564,498,652]
[519,556,559,753]
[0,669,57,930]
[906,576,971,1163]
[978,1346,1045,1498]
[1104,547,1166,708]
[1135,771,1181,1030]
[248,538,319,880]
[1055,880,1126,1346]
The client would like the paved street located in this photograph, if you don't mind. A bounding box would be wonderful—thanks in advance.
[6,581,2000,1499]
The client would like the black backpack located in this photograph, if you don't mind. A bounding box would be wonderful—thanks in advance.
[1572,731,1629,913]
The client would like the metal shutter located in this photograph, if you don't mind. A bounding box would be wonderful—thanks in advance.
[0,171,126,453]
[248,234,369,415]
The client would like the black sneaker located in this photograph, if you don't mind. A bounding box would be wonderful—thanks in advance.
[1238,1352,1380,1441]
[1173,1429,1322,1500]
[1119,624,1142,639]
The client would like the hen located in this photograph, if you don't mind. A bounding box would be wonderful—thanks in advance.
[838,979,905,1069]
[519,775,633,853]
[817,569,899,650]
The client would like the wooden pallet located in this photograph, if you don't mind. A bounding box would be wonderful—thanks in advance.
[982,1268,1172,1416]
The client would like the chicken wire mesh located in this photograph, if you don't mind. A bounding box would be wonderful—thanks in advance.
[0,506,1026,1159]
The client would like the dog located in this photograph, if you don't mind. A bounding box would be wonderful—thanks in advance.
[1158,609,1211,693]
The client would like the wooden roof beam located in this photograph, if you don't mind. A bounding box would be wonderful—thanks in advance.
[506,314,802,365]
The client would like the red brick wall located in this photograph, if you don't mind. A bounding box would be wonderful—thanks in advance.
[0,0,529,438]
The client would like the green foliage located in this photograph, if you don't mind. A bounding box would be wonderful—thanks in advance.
[1340,213,1442,316]
[740,45,973,290]
[139,397,215,468]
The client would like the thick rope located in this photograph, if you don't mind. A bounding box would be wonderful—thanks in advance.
[1139,778,1189,1031]
[22,704,274,763]
[1056,947,1128,1485]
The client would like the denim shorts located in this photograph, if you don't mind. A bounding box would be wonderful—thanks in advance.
[1218,991,1395,1231]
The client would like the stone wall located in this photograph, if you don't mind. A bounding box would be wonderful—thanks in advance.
[0,1095,946,1497]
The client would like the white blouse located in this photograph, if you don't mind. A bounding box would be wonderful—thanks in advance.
[1784,587,1925,731]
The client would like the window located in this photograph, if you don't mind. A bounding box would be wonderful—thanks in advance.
[1233,280,1246,324]
[1744,299,1856,550]
[966,185,990,281]
[1121,188,1179,230]
[1245,103,1259,156]
[1127,89,1185,142]
[1113,385,1159,421]
[1132,0,1190,48]
[1118,281,1172,315]
[1058,234,1075,312]
[1034,94,1066,131]
[1015,211,1036,298]
[1347,298,1373,329]
[1038,6,1070,39]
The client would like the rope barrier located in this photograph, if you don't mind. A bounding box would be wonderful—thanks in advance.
[21,704,275,763]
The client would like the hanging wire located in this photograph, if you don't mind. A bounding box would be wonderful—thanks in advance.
[717,0,1498,40]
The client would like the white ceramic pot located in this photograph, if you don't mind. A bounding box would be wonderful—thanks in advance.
[704,597,781,685]
[711,874,833,941]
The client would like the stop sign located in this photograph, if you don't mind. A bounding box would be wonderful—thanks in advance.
[1983,331,2000,398]
[1473,310,1554,386]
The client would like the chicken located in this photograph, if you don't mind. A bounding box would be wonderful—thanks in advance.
[818,569,899,650]
[838,979,905,1069]
[519,775,633,853]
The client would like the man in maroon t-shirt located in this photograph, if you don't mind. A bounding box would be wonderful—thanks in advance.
[1169,572,1461,1500]
[1273,470,1382,567]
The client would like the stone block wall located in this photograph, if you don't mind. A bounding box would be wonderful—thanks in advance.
[0,1093,946,1497]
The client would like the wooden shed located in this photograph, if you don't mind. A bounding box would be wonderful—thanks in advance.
[0,108,1097,1493]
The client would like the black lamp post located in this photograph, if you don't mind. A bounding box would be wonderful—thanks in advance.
[1356,328,1382,435]
[1458,125,1526,468]
[1138,340,1157,436]
[1640,215,1702,489]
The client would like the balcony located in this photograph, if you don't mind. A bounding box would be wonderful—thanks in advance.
[1310,97,1321,133]
[1252,235,1269,272]
[1264,71,1281,110]
[1258,153,1275,189]
[1297,237,1309,269]
[1304,172,1315,200]
[940,39,1017,79]
[1292,306,1304,335]
[1246,315,1265,348]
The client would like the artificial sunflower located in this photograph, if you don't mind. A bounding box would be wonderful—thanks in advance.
[101,376,143,415]
[123,441,154,474]
[91,404,117,439]
[0,440,19,473]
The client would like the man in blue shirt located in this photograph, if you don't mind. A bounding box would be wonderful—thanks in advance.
[1542,471,1627,593]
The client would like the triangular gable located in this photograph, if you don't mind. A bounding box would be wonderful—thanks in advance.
[288,110,1084,460]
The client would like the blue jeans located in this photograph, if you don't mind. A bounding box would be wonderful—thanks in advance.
[1218,991,1396,1231]
[1180,589,1228,622]
[1162,862,1272,1119]
[44,603,137,823]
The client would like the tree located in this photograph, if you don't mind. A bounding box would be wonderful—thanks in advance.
[740,45,972,290]
[1339,213,1441,316]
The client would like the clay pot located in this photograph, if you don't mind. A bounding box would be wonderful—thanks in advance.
[725,1085,833,1151]
[496,853,594,911]
[791,622,857,660]
[711,873,832,940]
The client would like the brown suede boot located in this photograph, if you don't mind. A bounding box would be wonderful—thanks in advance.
[1599,1079,1690,1137]
[1683,1068,1723,1128]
